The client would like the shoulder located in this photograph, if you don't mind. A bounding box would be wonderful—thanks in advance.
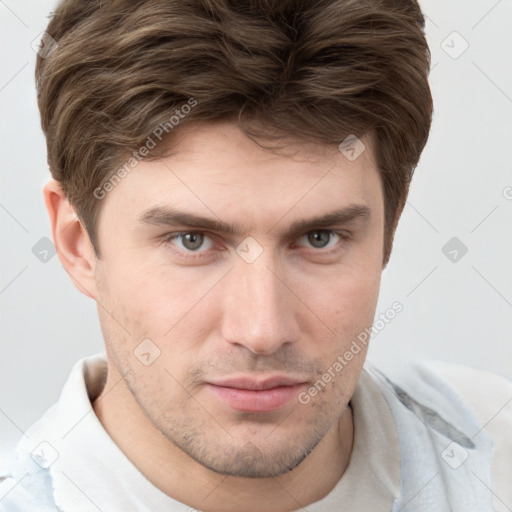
[426,362,512,505]
[369,361,512,512]
[424,361,512,423]
[428,362,512,511]
[420,361,512,450]
[0,451,59,511]
[369,360,512,428]
[0,353,107,511]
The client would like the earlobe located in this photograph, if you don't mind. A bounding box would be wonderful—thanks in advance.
[43,179,97,300]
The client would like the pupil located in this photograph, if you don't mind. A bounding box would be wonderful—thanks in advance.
[308,231,330,248]
[183,233,203,250]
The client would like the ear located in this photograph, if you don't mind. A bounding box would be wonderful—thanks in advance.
[43,179,98,300]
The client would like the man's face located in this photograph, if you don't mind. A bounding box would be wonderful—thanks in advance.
[93,123,384,478]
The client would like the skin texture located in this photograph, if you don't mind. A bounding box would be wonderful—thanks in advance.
[44,122,385,512]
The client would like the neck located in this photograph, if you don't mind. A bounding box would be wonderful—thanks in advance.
[93,366,354,512]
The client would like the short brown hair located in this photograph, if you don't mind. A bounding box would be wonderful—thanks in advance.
[36,0,433,266]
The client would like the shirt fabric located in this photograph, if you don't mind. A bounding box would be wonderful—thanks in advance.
[0,353,511,511]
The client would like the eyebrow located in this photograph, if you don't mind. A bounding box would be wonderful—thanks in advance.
[138,204,371,239]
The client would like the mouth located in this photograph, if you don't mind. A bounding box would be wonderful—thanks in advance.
[206,376,307,413]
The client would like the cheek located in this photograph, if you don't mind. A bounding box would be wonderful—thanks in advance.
[304,275,379,400]
[295,220,383,327]
[336,270,381,321]
[102,259,225,339]
[293,260,381,373]
[301,265,381,331]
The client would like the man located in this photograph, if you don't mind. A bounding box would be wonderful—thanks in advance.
[1,0,511,510]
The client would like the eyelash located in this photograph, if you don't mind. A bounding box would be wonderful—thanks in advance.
[160,230,352,260]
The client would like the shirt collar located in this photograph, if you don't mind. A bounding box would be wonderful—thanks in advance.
[306,364,401,511]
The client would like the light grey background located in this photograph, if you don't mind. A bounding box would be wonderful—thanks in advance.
[1,0,511,465]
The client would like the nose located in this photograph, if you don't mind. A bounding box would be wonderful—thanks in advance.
[221,256,299,355]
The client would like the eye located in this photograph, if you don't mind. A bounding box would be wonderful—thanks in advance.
[165,232,214,252]
[298,230,344,249]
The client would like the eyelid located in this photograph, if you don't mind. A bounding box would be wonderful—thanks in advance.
[161,231,216,253]
[293,229,352,247]
[160,228,351,256]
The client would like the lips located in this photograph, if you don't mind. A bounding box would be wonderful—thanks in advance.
[206,376,306,413]
[210,376,304,390]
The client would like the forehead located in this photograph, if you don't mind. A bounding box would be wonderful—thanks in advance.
[99,123,383,230]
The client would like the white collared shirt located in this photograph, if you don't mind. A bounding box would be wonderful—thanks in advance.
[0,353,510,511]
